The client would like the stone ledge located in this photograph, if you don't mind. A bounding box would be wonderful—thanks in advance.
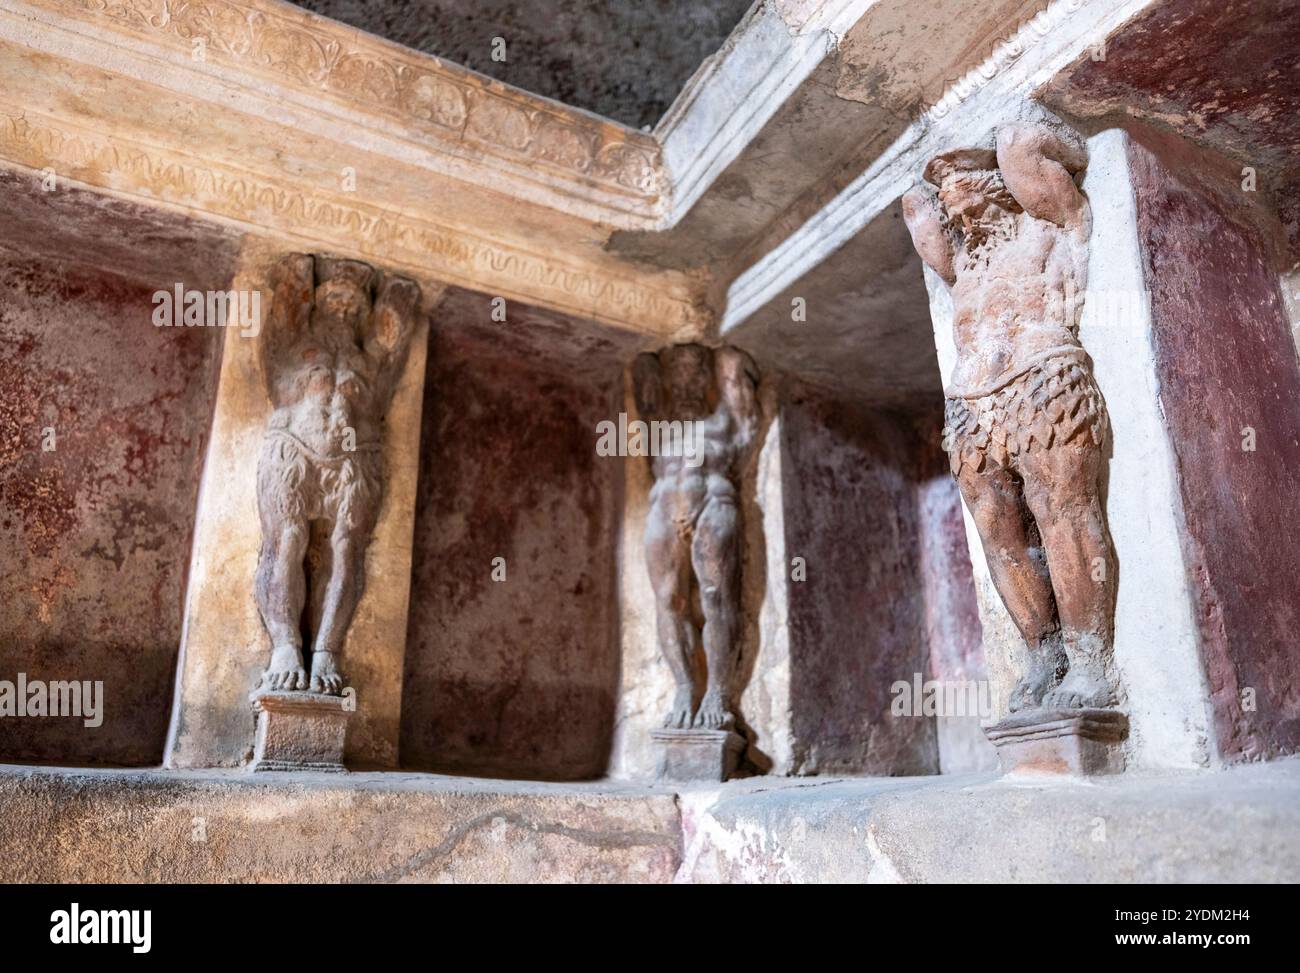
[675,756,1300,883]
[0,767,682,883]
[1,757,1297,883]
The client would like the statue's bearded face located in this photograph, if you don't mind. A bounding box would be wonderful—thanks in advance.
[316,280,368,334]
[938,168,1018,225]
[664,346,713,417]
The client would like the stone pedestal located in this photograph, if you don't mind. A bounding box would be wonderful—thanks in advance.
[984,707,1128,777]
[651,729,744,783]
[249,691,352,773]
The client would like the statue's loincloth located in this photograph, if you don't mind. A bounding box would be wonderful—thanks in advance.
[257,427,383,528]
[942,346,1107,477]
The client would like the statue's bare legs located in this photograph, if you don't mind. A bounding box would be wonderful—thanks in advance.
[254,515,310,692]
[955,464,1065,711]
[308,527,370,695]
[957,438,1114,711]
[1019,441,1114,708]
[691,496,739,730]
[254,452,377,697]
[646,511,697,728]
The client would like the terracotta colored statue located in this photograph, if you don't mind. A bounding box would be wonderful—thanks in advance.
[903,119,1118,711]
[633,344,760,730]
[254,253,419,695]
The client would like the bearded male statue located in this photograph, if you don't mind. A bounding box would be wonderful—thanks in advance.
[902,118,1118,713]
[633,344,760,733]
[254,253,419,696]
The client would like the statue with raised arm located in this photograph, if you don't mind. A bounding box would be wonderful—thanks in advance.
[633,343,760,733]
[254,253,420,696]
[902,117,1119,714]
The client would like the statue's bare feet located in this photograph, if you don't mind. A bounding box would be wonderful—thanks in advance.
[309,650,344,696]
[1044,665,1112,709]
[662,686,693,729]
[692,689,734,730]
[262,644,307,691]
[1008,636,1067,712]
[1008,671,1055,712]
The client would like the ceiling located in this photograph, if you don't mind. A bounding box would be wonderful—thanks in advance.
[288,0,755,130]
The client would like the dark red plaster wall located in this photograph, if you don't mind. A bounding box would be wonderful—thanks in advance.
[1052,0,1300,192]
[918,472,984,685]
[399,299,628,780]
[1128,133,1300,761]
[777,387,942,775]
[0,254,223,765]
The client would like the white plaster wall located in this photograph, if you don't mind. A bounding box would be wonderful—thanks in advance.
[1078,129,1214,768]
[738,413,794,772]
[607,373,671,780]
[922,127,1216,770]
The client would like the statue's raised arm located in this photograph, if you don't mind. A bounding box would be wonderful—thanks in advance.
[995,121,1089,229]
[258,253,315,406]
[714,345,760,460]
[362,272,421,407]
[902,184,957,285]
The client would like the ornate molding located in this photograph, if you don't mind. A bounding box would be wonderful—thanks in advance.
[0,106,694,332]
[656,0,868,221]
[24,0,663,206]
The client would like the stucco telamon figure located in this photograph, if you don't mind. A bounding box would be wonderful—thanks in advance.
[903,119,1119,715]
[254,253,419,696]
[634,344,760,734]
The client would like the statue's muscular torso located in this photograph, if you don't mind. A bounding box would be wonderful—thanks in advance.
[270,342,384,458]
[948,209,1090,396]
[648,408,745,532]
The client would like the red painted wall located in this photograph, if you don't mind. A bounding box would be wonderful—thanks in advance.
[1129,133,1300,760]
[777,386,943,775]
[0,254,223,764]
[399,294,631,780]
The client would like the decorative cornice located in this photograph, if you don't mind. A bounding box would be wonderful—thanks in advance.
[655,0,869,222]
[0,105,695,333]
[21,0,663,214]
